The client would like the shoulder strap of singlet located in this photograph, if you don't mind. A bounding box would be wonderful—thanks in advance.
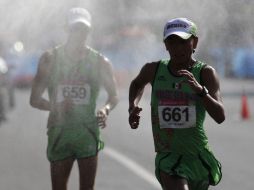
[151,60,162,87]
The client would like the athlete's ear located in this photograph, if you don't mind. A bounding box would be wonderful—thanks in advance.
[164,43,168,51]
[164,40,169,51]
[193,36,198,49]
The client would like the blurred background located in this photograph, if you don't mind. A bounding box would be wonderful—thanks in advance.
[0,0,254,89]
[0,0,253,190]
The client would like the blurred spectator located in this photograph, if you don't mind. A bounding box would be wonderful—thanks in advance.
[232,48,254,78]
[11,52,40,88]
[0,57,9,122]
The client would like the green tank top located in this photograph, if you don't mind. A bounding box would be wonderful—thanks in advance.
[151,59,209,154]
[47,45,103,128]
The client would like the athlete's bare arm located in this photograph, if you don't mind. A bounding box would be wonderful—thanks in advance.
[97,57,118,128]
[128,62,158,129]
[178,65,225,124]
[100,57,118,112]
[200,66,225,123]
[30,51,53,111]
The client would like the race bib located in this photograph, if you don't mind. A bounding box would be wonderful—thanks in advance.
[56,84,91,105]
[158,105,196,128]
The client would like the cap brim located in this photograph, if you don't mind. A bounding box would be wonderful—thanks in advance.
[164,31,192,40]
[69,19,91,28]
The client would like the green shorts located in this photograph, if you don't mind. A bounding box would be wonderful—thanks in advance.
[155,148,222,190]
[47,124,104,162]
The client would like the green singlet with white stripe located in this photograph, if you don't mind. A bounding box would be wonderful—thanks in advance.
[151,59,208,154]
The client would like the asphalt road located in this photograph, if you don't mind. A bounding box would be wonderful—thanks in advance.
[0,78,253,190]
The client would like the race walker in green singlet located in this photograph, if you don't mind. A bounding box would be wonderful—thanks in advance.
[30,7,118,189]
[152,60,222,189]
[129,17,225,190]
[47,45,105,161]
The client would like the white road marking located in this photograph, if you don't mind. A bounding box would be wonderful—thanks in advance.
[103,147,161,189]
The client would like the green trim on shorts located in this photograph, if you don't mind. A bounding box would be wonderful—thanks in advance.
[47,124,104,162]
[155,148,222,190]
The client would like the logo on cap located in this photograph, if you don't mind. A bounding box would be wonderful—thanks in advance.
[163,18,197,40]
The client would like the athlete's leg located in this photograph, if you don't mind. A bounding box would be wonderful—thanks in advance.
[78,155,98,190]
[160,171,189,190]
[50,158,75,190]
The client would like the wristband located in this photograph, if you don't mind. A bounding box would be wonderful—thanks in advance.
[105,105,110,115]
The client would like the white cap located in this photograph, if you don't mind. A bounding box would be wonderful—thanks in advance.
[163,18,197,40]
[67,7,91,28]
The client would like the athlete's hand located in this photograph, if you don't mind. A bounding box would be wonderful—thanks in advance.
[97,107,108,129]
[177,70,203,94]
[128,106,142,129]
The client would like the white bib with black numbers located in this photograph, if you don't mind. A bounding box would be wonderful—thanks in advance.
[56,84,91,105]
[158,105,196,128]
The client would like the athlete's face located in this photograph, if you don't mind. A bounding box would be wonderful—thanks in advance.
[68,22,90,42]
[164,35,198,63]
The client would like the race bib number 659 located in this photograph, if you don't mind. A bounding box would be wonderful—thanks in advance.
[158,105,196,128]
[56,84,91,105]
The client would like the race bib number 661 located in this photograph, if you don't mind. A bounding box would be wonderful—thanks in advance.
[158,105,196,128]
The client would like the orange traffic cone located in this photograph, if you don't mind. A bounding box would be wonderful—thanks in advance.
[241,92,250,120]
